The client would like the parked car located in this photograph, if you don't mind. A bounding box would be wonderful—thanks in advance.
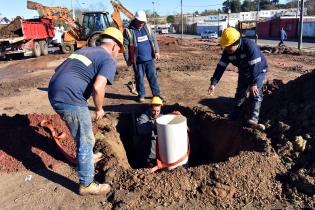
[201,30,218,39]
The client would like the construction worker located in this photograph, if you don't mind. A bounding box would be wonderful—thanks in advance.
[136,96,163,166]
[279,27,287,46]
[48,27,123,196]
[123,10,162,103]
[208,27,268,125]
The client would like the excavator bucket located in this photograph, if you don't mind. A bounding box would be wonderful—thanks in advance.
[27,1,40,10]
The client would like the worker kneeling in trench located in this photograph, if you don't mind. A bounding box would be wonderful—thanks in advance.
[136,96,164,167]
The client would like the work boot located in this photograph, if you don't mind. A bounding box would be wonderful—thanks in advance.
[127,81,139,96]
[138,97,145,103]
[79,182,111,196]
[247,101,261,125]
[157,95,166,103]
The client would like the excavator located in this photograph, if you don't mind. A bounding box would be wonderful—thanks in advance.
[27,0,111,53]
[110,0,134,32]
[27,0,135,54]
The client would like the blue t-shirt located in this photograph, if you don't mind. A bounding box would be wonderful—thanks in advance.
[48,47,116,106]
[134,27,153,62]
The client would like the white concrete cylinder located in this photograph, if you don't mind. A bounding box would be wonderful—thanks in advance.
[156,114,189,170]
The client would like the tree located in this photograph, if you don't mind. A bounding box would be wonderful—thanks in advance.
[146,10,160,18]
[200,9,219,15]
[306,0,315,15]
[259,0,277,10]
[222,0,230,13]
[271,0,279,6]
[222,0,241,13]
[283,0,298,9]
[166,15,175,23]
[241,0,256,12]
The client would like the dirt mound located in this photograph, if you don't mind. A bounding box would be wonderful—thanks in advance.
[263,79,285,95]
[94,107,285,209]
[157,35,222,54]
[0,107,287,208]
[260,45,300,55]
[0,114,75,172]
[157,35,178,45]
[262,69,315,205]
[0,16,22,38]
[0,113,129,173]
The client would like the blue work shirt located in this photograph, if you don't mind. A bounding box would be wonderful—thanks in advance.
[134,27,153,62]
[48,47,116,106]
[211,38,268,86]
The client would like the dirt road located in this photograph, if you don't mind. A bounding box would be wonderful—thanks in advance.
[0,37,314,209]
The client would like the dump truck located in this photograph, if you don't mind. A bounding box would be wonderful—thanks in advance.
[0,16,55,59]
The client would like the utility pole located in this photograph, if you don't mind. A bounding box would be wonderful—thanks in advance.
[296,0,299,18]
[227,0,230,27]
[298,0,304,50]
[181,0,183,39]
[71,0,75,20]
[255,0,260,43]
[152,2,156,31]
[217,9,220,35]
[227,9,231,27]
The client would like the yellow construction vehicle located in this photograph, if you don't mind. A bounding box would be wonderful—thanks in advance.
[27,0,135,54]
[27,0,111,53]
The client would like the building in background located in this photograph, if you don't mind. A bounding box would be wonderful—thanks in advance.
[172,7,314,38]
[257,16,315,39]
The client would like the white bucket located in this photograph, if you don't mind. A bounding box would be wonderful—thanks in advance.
[156,114,189,170]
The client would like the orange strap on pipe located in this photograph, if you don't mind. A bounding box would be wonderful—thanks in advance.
[151,110,190,172]
[150,137,190,172]
[40,120,77,165]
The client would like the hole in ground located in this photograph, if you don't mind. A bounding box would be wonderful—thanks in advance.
[114,105,267,169]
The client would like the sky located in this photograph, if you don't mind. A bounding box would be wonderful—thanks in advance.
[0,0,288,20]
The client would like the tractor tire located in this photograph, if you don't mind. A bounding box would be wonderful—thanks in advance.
[88,33,101,47]
[39,40,48,56]
[33,41,41,57]
[61,43,74,54]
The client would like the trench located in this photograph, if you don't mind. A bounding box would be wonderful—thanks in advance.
[115,105,267,169]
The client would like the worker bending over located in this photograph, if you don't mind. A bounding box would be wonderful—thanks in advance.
[208,27,268,125]
[48,27,123,196]
[136,96,163,167]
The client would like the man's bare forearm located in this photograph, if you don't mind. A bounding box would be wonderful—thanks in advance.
[93,89,105,111]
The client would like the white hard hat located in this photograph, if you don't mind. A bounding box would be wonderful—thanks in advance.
[135,10,147,22]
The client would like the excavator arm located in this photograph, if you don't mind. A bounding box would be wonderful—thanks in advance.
[27,0,81,41]
[111,0,134,32]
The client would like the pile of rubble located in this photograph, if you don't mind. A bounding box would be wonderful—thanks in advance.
[262,69,315,205]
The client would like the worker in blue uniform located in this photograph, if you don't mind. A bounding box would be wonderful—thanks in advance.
[208,27,268,125]
[48,27,123,196]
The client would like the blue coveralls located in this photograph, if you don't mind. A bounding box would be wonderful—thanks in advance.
[136,110,163,165]
[210,38,268,123]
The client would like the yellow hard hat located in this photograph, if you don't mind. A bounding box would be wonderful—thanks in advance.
[220,27,241,47]
[101,27,124,53]
[151,96,163,106]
